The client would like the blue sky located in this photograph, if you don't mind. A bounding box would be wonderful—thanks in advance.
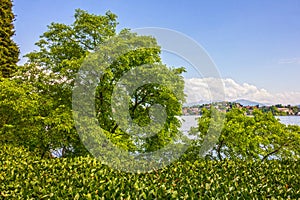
[13,0,300,104]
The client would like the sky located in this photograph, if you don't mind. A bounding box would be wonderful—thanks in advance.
[12,0,300,105]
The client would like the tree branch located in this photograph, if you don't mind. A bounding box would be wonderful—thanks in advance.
[262,143,289,161]
[217,139,224,161]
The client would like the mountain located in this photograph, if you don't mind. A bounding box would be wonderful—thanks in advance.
[234,99,266,107]
[184,99,269,107]
[183,100,212,106]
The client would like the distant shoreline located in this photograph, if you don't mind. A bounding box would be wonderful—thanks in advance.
[181,114,300,117]
[182,101,300,116]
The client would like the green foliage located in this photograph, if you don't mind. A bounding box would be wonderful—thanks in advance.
[190,108,300,161]
[0,0,19,78]
[0,77,85,158]
[0,79,39,147]
[9,9,118,157]
[1,146,300,199]
[89,30,186,153]
[0,9,118,157]
[26,9,117,82]
[13,9,185,157]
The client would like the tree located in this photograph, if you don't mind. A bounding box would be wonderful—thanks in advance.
[83,30,186,153]
[0,73,85,158]
[18,9,118,157]
[22,9,185,157]
[188,107,300,161]
[0,0,19,78]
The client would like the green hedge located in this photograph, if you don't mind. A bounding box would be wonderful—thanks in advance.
[1,145,300,199]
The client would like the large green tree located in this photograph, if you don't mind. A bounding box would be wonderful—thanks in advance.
[21,9,185,157]
[87,30,185,153]
[18,9,118,157]
[0,0,19,78]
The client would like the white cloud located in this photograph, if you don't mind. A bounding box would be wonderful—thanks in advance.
[278,58,300,65]
[184,78,300,105]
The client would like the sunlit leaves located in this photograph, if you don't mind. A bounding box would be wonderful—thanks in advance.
[0,0,19,78]
[1,146,299,199]
[193,107,300,161]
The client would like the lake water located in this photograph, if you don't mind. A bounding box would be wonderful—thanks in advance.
[179,115,300,134]
[178,115,200,133]
[276,116,300,126]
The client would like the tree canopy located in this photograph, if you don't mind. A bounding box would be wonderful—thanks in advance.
[0,0,19,78]
[188,107,300,161]
[2,9,186,158]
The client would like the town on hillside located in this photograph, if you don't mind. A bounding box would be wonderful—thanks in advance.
[182,102,300,116]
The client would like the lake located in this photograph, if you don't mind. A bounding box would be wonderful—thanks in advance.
[178,115,200,133]
[276,116,300,126]
[179,115,300,134]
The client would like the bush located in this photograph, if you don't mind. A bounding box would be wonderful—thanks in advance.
[1,146,300,199]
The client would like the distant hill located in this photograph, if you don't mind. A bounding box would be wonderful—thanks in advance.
[234,99,266,107]
[182,99,300,108]
[184,99,267,107]
[183,100,212,107]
